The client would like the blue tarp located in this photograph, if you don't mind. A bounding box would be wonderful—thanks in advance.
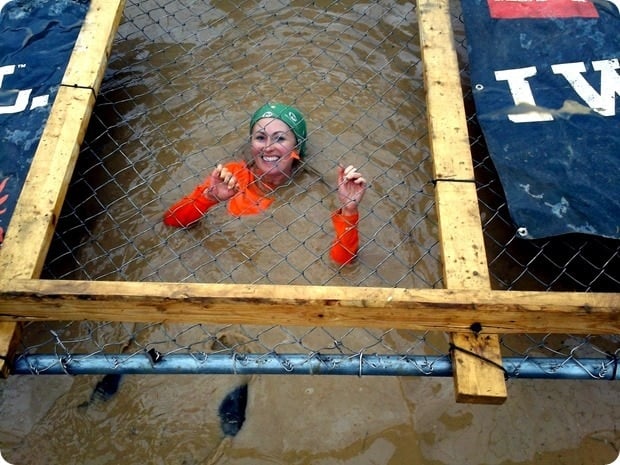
[0,0,89,244]
[461,0,619,239]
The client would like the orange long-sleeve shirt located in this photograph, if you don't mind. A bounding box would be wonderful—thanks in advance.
[163,161,359,265]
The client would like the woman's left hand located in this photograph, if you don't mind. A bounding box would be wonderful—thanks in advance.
[337,165,367,215]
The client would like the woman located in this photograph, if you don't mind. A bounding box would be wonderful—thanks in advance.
[163,103,366,265]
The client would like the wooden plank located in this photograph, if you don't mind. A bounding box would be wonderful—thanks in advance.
[0,279,617,334]
[436,182,507,402]
[0,0,125,376]
[416,0,507,403]
[448,331,506,403]
[0,86,94,279]
[416,0,474,182]
[0,85,94,377]
[435,182,489,287]
[63,0,126,92]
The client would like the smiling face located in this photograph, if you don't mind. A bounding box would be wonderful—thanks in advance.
[250,118,298,184]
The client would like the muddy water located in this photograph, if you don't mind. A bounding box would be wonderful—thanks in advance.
[1,1,619,464]
[43,0,437,288]
[1,373,619,464]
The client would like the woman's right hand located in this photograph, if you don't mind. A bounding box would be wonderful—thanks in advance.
[203,164,239,202]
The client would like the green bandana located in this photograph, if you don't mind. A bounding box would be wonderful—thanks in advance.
[250,103,307,157]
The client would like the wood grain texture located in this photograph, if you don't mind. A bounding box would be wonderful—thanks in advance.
[417,0,506,402]
[0,0,125,376]
[0,279,617,334]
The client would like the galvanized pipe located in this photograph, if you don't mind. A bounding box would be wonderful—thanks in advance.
[11,354,619,380]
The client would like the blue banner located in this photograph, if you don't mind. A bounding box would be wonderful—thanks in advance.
[461,0,619,239]
[0,0,89,244]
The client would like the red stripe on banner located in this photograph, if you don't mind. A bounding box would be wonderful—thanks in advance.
[488,0,599,18]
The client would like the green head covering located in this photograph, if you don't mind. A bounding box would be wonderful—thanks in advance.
[250,103,307,157]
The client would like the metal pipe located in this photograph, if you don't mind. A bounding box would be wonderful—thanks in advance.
[11,354,451,377]
[10,354,619,380]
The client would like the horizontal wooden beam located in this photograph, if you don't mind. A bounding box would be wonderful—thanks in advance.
[0,279,617,334]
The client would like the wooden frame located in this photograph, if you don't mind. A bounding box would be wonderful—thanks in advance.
[417,0,508,403]
[1,279,617,333]
[0,0,617,404]
[0,0,126,375]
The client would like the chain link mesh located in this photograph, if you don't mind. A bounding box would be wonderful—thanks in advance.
[12,0,619,379]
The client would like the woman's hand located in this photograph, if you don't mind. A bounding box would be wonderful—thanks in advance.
[203,164,239,202]
[337,165,367,215]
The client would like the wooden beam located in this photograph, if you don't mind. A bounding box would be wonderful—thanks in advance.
[416,0,474,183]
[0,0,125,376]
[417,0,507,403]
[62,0,125,93]
[0,86,95,279]
[0,86,95,377]
[436,181,508,403]
[0,279,617,334]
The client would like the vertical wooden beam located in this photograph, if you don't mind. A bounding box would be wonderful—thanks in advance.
[436,182,507,403]
[416,0,507,403]
[0,0,125,376]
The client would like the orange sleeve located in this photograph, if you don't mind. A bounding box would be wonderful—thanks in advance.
[330,210,360,265]
[226,162,273,216]
[163,181,218,227]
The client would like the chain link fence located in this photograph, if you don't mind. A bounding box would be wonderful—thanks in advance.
[12,0,619,380]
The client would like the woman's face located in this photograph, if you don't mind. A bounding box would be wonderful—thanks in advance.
[250,118,298,179]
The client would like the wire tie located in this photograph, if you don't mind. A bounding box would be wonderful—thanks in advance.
[449,342,508,379]
[147,348,163,364]
[607,352,618,380]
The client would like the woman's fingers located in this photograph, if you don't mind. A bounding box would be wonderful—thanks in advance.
[343,165,355,176]
[341,165,366,186]
[217,167,238,190]
[206,165,238,201]
[343,165,356,179]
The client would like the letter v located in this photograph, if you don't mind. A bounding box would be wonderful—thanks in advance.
[552,59,620,117]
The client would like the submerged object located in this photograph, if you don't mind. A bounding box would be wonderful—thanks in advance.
[91,373,123,402]
[78,373,123,409]
[218,383,248,437]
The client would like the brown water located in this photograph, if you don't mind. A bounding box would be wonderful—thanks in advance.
[42,0,438,289]
[1,1,619,464]
[1,372,619,464]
